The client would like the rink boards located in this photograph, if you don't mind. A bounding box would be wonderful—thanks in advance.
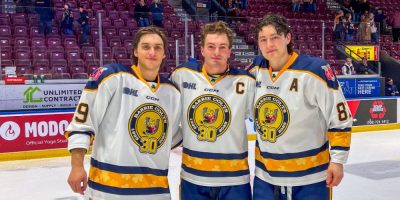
[1,97,400,161]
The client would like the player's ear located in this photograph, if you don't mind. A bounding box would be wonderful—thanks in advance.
[133,48,138,57]
[286,32,292,44]
[201,46,205,56]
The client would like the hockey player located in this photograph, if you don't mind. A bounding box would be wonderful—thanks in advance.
[170,21,255,200]
[248,15,353,200]
[65,27,182,200]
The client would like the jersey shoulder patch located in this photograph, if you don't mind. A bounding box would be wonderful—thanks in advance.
[86,64,134,90]
[291,55,339,89]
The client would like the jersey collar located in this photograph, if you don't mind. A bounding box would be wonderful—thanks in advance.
[269,52,298,83]
[131,65,160,93]
[201,65,230,86]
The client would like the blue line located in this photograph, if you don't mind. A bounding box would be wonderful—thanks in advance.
[256,141,329,160]
[255,160,329,177]
[328,128,352,132]
[0,109,75,115]
[331,146,350,151]
[183,148,248,160]
[172,140,183,149]
[182,164,249,177]
[346,96,400,100]
[88,180,170,195]
[91,158,168,176]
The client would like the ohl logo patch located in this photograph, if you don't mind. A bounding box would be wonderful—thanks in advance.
[188,94,231,142]
[129,103,168,154]
[254,94,290,143]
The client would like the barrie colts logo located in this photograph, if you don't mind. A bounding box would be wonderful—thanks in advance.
[145,117,159,134]
[188,94,231,142]
[254,94,290,143]
[202,107,219,124]
[129,103,168,154]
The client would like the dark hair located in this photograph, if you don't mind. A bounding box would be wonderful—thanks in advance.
[255,15,294,53]
[132,26,168,65]
[386,77,393,82]
[200,21,234,49]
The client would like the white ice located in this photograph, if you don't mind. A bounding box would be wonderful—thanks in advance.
[1,130,399,200]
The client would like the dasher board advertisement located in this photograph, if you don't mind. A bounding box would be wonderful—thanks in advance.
[347,98,397,126]
[0,84,85,111]
[0,111,74,153]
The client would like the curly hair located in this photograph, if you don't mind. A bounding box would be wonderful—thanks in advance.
[255,15,294,54]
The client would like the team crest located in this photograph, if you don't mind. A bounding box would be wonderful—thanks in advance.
[321,65,335,81]
[92,67,107,81]
[254,94,290,143]
[129,103,168,154]
[188,94,231,142]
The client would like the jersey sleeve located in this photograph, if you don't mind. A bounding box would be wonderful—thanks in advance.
[246,78,256,120]
[171,91,183,149]
[169,70,181,90]
[65,71,118,151]
[247,55,267,77]
[306,67,353,164]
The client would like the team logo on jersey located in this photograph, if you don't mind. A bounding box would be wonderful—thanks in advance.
[188,94,231,142]
[254,94,290,143]
[321,65,335,81]
[92,67,107,81]
[129,103,168,154]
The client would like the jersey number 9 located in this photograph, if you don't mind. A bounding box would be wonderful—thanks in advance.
[75,103,89,123]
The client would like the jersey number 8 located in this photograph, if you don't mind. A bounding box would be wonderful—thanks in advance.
[337,102,348,121]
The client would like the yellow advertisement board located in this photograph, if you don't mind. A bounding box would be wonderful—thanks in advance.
[345,45,379,61]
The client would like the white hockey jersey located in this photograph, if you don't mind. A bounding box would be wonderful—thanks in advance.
[65,64,181,200]
[248,53,352,186]
[170,62,255,187]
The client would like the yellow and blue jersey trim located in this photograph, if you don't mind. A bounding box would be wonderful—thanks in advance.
[182,147,249,177]
[255,141,330,177]
[247,55,268,72]
[175,62,255,80]
[85,64,136,90]
[328,127,352,151]
[290,54,339,90]
[88,158,169,195]
[247,54,339,90]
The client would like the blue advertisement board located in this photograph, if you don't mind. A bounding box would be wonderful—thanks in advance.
[338,77,381,98]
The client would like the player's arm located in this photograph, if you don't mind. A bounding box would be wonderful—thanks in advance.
[324,87,352,187]
[171,91,183,149]
[65,69,118,194]
[68,148,87,195]
[169,70,184,149]
[245,77,256,120]
[308,65,352,187]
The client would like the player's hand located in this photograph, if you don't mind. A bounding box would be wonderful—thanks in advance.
[68,166,87,195]
[326,162,344,188]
